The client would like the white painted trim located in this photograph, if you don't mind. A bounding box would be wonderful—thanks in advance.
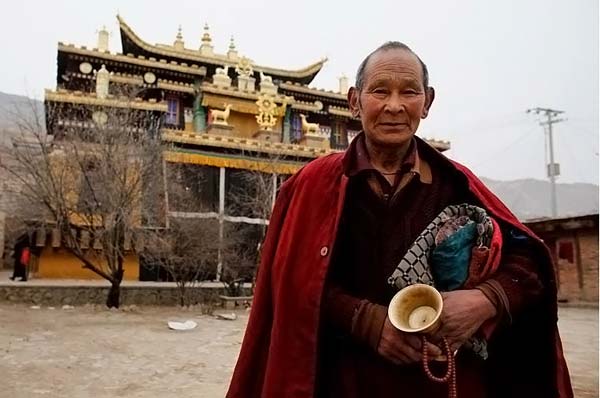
[167,212,269,225]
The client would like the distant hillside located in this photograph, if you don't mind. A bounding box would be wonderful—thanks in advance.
[0,91,45,146]
[481,177,598,220]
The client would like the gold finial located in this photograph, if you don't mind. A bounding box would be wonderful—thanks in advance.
[202,23,212,44]
[199,22,214,55]
[174,25,184,49]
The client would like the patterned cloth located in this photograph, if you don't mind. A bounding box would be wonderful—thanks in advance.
[387,203,494,290]
[387,203,497,359]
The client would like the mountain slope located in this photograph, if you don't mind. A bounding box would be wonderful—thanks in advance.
[481,177,598,220]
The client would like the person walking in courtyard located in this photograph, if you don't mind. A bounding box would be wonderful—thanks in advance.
[10,235,30,282]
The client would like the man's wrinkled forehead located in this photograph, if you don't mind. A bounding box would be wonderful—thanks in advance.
[363,49,424,86]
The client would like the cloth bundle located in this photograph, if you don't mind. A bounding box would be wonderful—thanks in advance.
[388,203,502,291]
[387,203,503,358]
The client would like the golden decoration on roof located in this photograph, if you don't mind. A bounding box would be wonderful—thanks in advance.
[211,104,232,126]
[174,25,184,50]
[255,94,278,131]
[227,36,239,60]
[235,57,254,78]
[116,15,326,81]
[201,23,212,45]
[300,114,320,135]
[199,23,214,56]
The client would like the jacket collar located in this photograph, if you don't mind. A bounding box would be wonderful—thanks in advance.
[341,131,432,184]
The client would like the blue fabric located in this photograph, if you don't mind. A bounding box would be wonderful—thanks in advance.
[431,221,477,291]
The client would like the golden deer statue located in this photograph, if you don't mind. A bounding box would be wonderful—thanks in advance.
[300,114,319,135]
[212,104,232,125]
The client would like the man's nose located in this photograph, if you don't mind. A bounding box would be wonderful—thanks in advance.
[384,93,406,113]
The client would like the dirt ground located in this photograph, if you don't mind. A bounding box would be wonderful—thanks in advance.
[0,304,597,398]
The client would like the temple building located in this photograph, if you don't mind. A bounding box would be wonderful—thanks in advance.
[34,16,450,280]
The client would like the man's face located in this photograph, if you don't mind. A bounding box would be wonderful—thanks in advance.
[348,49,434,148]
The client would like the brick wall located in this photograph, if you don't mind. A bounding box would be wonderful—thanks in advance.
[578,232,598,302]
[526,215,598,304]
[555,230,598,303]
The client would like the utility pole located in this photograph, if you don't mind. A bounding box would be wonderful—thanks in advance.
[526,107,565,218]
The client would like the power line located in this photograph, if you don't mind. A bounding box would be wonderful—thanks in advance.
[471,126,537,168]
[526,107,566,218]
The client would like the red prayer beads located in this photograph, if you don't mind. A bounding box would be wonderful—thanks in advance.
[422,336,457,398]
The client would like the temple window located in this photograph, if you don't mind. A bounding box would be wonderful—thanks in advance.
[165,97,179,125]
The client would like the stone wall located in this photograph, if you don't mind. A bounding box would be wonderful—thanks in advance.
[0,284,252,306]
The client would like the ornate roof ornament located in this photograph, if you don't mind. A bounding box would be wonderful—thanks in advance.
[116,15,326,84]
[255,94,278,131]
[174,25,184,50]
[235,56,254,78]
[227,36,239,60]
[200,23,214,56]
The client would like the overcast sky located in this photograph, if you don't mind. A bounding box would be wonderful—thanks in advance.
[1,0,597,184]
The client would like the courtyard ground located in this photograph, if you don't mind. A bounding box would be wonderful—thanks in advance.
[0,304,597,397]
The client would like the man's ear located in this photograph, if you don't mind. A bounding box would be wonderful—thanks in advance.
[348,86,360,117]
[421,87,435,119]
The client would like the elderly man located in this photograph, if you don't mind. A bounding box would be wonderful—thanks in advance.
[227,42,572,398]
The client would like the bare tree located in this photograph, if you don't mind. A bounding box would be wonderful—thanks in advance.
[140,169,225,306]
[224,150,291,294]
[141,217,219,306]
[0,94,164,308]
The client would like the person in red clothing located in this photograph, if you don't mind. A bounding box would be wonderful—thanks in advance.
[227,42,572,398]
[10,235,30,282]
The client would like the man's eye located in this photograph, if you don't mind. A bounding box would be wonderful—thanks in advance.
[372,89,388,95]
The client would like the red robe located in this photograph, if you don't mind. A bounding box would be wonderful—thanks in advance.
[226,138,573,398]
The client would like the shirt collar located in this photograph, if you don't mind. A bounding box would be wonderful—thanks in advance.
[342,131,432,184]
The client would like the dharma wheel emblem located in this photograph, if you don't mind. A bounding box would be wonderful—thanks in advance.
[235,57,254,78]
[255,94,278,131]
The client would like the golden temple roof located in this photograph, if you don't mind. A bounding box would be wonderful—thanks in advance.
[117,15,326,83]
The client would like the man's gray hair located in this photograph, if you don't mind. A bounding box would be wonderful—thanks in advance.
[355,41,429,90]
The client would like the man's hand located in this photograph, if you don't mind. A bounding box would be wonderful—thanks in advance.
[378,317,442,365]
[431,289,497,352]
